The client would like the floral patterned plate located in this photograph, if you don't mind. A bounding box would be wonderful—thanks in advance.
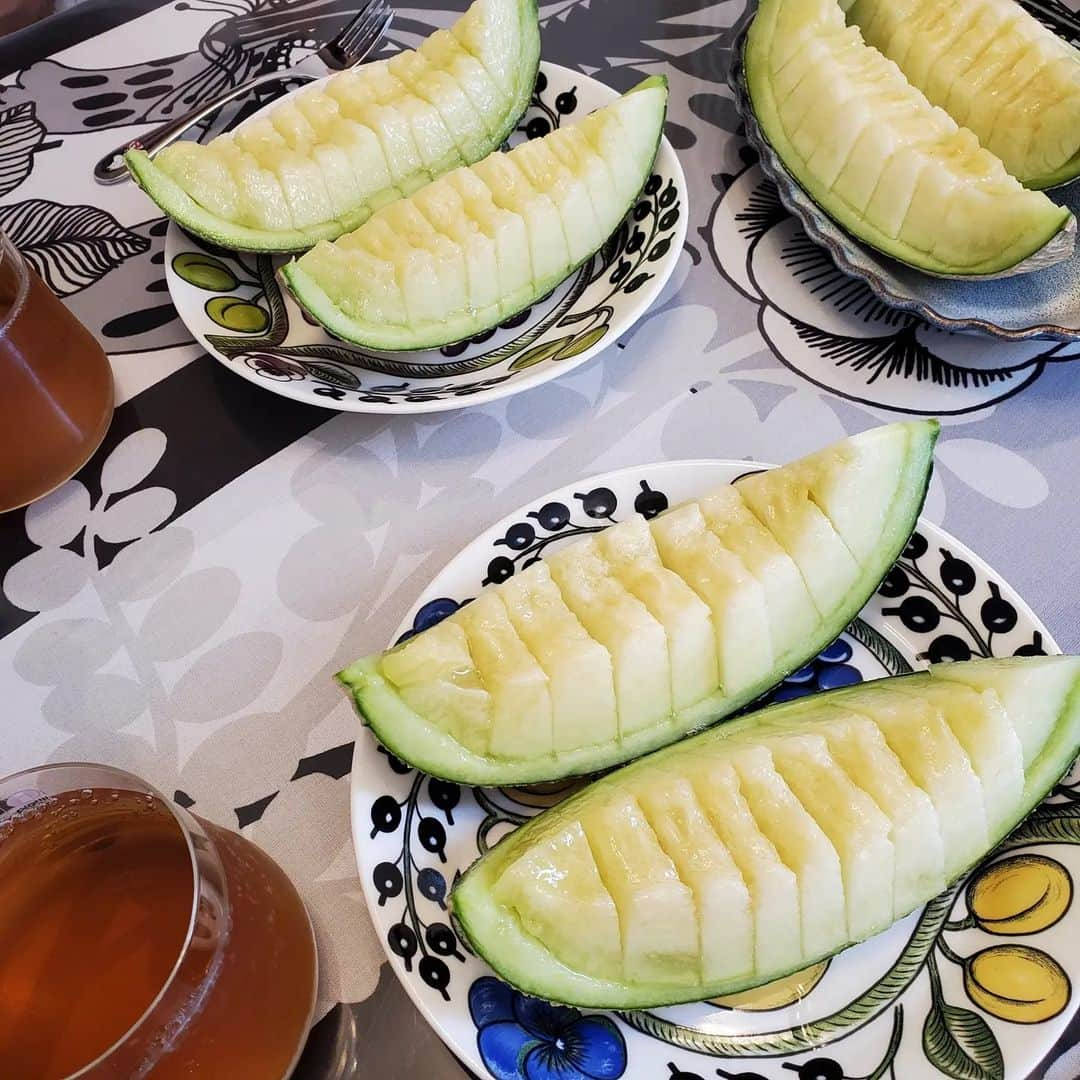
[163,62,686,413]
[350,459,1080,1080]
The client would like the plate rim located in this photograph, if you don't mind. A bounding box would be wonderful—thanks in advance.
[164,60,689,414]
[348,455,1063,1078]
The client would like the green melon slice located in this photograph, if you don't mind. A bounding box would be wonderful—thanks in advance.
[452,657,1080,1008]
[636,779,755,985]
[379,620,490,751]
[546,538,672,740]
[837,684,989,873]
[492,820,623,979]
[735,462,861,611]
[126,0,540,251]
[895,682,1024,838]
[932,655,1080,767]
[597,516,719,713]
[727,745,847,959]
[803,707,946,915]
[498,562,618,754]
[744,0,1073,274]
[339,421,937,785]
[650,503,775,697]
[767,732,896,936]
[582,794,700,985]
[687,761,802,978]
[454,591,552,761]
[845,0,1080,188]
[697,486,820,663]
[281,75,669,350]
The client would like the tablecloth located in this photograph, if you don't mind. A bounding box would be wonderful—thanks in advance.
[3,0,1080,1076]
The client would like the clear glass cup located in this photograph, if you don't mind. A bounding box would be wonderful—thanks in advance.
[0,763,317,1079]
[0,229,115,513]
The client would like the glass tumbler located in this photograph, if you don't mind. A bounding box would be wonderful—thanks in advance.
[0,229,114,513]
[0,762,317,1079]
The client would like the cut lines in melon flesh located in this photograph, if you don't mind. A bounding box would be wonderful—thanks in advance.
[126,0,540,251]
[744,0,1073,275]
[845,0,1080,189]
[281,75,669,351]
[451,656,1080,1008]
[338,421,938,785]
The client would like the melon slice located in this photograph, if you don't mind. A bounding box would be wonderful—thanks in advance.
[744,0,1073,274]
[636,779,755,985]
[126,0,541,251]
[651,502,774,697]
[454,591,552,761]
[282,76,669,350]
[846,0,1080,188]
[546,538,672,740]
[598,516,719,714]
[728,745,847,957]
[340,422,937,785]
[498,562,618,754]
[452,657,1080,1008]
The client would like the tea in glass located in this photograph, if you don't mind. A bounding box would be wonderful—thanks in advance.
[0,764,317,1079]
[0,230,114,513]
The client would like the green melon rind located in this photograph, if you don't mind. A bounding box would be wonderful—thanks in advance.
[337,420,939,783]
[280,76,669,352]
[125,0,541,254]
[449,657,1080,1008]
[743,0,1072,276]
[1029,152,1080,192]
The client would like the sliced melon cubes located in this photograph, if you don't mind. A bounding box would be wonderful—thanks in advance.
[845,0,1080,189]
[338,420,938,784]
[744,0,1074,275]
[451,656,1080,1008]
[282,75,669,351]
[126,0,541,251]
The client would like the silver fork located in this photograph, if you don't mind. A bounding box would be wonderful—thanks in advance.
[94,0,393,184]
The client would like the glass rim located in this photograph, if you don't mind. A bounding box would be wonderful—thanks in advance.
[0,228,29,337]
[0,761,205,1079]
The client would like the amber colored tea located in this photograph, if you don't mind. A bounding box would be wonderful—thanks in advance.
[0,242,113,513]
[0,787,316,1079]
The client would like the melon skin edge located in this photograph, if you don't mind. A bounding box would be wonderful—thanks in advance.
[742,0,1072,276]
[125,0,542,254]
[449,659,1080,1009]
[339,421,939,785]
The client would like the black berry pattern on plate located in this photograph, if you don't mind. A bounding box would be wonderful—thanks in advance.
[884,531,1045,661]
[481,485,669,586]
[368,762,466,1002]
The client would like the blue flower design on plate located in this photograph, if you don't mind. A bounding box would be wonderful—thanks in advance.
[469,977,627,1080]
[764,636,862,705]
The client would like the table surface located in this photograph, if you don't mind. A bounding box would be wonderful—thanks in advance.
[4,1,1080,1078]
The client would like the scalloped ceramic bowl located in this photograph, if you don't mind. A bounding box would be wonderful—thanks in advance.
[727,12,1080,342]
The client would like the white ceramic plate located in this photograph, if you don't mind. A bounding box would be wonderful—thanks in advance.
[350,459,1080,1080]
[164,62,686,413]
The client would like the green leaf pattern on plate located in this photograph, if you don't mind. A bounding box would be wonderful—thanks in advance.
[205,296,269,334]
[924,951,1005,1080]
[172,252,238,292]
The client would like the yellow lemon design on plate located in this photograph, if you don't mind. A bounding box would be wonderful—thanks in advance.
[964,945,1071,1024]
[710,960,830,1011]
[968,854,1073,935]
